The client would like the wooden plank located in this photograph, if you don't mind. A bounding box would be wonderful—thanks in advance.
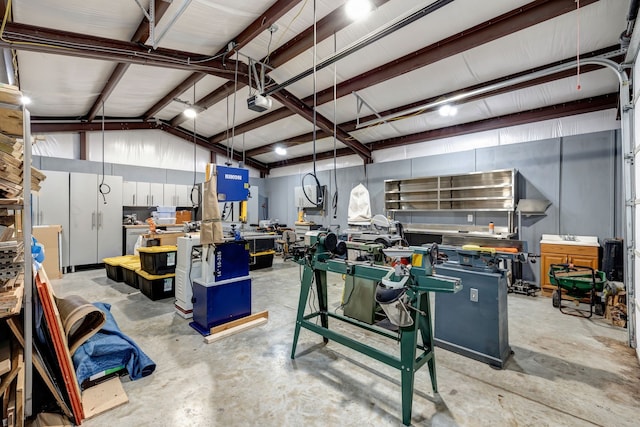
[0,151,21,168]
[15,358,24,427]
[0,109,23,137]
[0,283,23,318]
[0,342,20,397]
[35,269,85,423]
[6,317,73,418]
[81,377,128,420]
[0,336,10,375]
[0,84,22,106]
[209,310,269,335]
[204,317,268,344]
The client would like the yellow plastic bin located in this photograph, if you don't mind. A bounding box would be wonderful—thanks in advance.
[137,245,178,275]
[121,259,141,288]
[136,269,176,300]
[103,255,138,282]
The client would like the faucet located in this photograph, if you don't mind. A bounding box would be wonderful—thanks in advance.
[563,234,576,241]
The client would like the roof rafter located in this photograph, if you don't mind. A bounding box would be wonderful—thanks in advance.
[0,22,248,77]
[168,0,391,128]
[29,120,269,173]
[208,0,598,149]
[85,0,172,122]
[142,0,303,120]
[247,45,622,157]
[267,93,618,168]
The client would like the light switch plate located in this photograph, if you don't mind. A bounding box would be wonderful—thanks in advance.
[470,288,478,302]
[467,214,473,222]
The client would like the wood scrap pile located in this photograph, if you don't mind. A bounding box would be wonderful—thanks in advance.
[0,231,23,318]
[0,84,46,198]
[0,333,24,427]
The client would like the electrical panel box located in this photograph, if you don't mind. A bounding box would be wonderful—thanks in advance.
[216,166,249,202]
[294,185,326,209]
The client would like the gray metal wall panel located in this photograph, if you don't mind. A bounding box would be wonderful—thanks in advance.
[411,151,475,176]
[368,160,411,216]
[39,157,111,175]
[560,131,616,240]
[111,163,167,183]
[475,138,562,282]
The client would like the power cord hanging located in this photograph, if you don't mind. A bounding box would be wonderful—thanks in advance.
[190,83,201,208]
[98,101,111,204]
[228,50,240,166]
[332,32,338,220]
[302,0,323,209]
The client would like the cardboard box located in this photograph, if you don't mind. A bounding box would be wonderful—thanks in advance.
[33,225,63,279]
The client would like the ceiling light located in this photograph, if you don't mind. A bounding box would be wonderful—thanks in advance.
[345,0,372,21]
[275,146,287,156]
[20,96,31,105]
[439,104,457,117]
[183,107,197,118]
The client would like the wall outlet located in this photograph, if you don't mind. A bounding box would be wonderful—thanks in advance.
[470,288,478,302]
[467,214,473,223]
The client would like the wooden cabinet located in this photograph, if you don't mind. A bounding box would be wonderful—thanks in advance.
[539,243,599,296]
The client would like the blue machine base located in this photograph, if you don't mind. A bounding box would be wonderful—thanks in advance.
[189,321,212,337]
[192,277,252,335]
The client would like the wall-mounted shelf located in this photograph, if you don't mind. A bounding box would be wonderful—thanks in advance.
[384,169,516,213]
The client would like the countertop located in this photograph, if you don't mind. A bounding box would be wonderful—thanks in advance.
[404,223,514,240]
[539,234,599,247]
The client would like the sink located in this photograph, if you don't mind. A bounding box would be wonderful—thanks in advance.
[540,234,599,247]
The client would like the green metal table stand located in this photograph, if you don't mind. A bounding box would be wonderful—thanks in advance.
[290,233,462,426]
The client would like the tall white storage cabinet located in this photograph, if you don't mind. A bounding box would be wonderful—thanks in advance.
[69,173,123,267]
[33,170,70,268]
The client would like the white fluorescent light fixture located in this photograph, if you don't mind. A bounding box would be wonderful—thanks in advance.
[346,0,372,21]
[275,146,287,156]
[439,104,457,117]
[20,95,31,105]
[183,107,197,118]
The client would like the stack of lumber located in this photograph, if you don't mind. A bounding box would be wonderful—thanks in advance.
[0,84,46,198]
[0,337,24,427]
[0,234,23,319]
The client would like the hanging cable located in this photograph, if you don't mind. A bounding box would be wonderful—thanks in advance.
[98,101,111,204]
[228,51,240,166]
[576,0,581,90]
[302,0,323,208]
[332,32,338,220]
[190,84,200,208]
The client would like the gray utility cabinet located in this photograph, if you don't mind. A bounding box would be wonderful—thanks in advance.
[434,263,511,368]
[69,173,123,267]
[33,170,70,268]
[384,169,516,212]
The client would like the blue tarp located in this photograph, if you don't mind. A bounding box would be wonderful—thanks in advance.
[72,303,156,386]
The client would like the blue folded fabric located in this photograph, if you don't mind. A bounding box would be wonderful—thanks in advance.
[72,302,156,386]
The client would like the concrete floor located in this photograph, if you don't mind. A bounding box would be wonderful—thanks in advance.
[47,258,640,427]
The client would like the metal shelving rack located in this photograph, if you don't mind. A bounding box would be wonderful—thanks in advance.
[384,169,517,230]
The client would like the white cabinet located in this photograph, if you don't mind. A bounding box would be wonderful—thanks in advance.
[33,170,70,267]
[164,183,176,206]
[176,184,193,207]
[69,173,123,266]
[136,182,164,206]
[162,184,193,206]
[122,181,136,206]
[123,181,164,206]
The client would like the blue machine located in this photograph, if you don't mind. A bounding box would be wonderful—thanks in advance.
[189,240,252,336]
[216,165,249,202]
